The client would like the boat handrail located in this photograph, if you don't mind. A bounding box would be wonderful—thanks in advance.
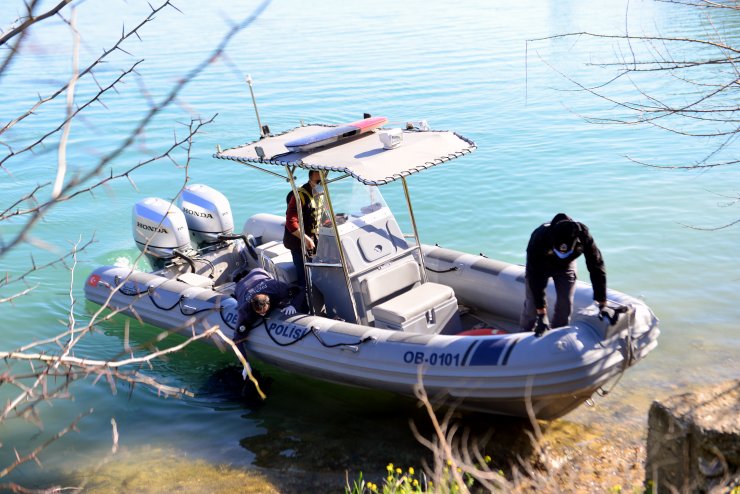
[237,159,289,181]
[401,176,428,284]
[305,261,343,269]
[345,246,422,281]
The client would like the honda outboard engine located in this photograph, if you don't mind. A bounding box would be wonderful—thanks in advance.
[132,197,191,269]
[180,184,234,248]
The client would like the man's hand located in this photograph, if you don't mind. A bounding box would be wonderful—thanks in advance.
[534,312,551,337]
[282,305,297,316]
[598,304,621,325]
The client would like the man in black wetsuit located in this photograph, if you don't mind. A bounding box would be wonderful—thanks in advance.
[520,213,607,337]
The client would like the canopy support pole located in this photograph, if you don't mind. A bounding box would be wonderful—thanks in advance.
[401,176,428,283]
[285,166,315,314]
[320,172,361,324]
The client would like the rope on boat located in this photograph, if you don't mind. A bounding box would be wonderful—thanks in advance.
[597,304,637,397]
[147,290,215,316]
[111,276,224,317]
[111,279,371,353]
[191,255,216,278]
[106,277,266,399]
[425,265,459,274]
[258,318,374,349]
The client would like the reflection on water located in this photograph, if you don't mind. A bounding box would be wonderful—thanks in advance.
[200,364,430,472]
[13,351,648,492]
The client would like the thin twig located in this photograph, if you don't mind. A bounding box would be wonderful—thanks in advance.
[0,0,73,47]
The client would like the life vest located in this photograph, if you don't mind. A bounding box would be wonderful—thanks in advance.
[283,183,321,251]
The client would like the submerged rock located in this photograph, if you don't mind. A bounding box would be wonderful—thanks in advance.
[646,379,739,493]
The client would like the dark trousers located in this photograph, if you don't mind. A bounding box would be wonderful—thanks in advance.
[290,247,306,287]
[520,265,577,331]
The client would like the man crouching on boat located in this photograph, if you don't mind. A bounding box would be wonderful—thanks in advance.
[520,213,607,337]
[233,268,305,342]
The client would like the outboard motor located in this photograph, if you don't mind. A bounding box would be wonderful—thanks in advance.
[180,184,234,248]
[132,197,191,269]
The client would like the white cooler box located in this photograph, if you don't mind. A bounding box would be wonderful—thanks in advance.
[371,282,461,334]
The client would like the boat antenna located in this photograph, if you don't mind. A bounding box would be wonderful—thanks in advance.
[246,74,269,137]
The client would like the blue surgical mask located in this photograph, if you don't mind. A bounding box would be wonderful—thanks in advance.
[553,248,573,259]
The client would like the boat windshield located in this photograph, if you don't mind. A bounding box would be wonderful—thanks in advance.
[323,179,389,229]
[313,176,414,270]
[309,174,420,323]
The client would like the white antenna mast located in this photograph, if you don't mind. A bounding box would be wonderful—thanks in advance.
[246,75,267,137]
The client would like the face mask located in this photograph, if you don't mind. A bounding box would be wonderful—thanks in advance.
[553,248,573,259]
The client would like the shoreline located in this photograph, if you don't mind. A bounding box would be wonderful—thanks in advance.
[73,410,650,493]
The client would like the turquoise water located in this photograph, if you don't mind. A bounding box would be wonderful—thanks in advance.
[1,0,738,486]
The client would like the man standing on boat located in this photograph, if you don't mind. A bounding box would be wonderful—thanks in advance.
[520,213,607,337]
[283,170,324,287]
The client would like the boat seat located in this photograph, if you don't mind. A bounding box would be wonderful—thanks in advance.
[256,241,297,284]
[372,282,461,334]
[359,260,421,306]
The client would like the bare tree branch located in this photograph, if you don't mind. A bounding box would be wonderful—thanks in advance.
[0,2,274,490]
[1,0,174,139]
[528,2,738,175]
[0,0,40,77]
[528,2,739,230]
[0,0,74,47]
[657,0,740,10]
[0,409,91,481]
[529,31,740,55]
[0,237,94,291]
[53,8,79,199]
[0,182,48,218]
[1,0,271,258]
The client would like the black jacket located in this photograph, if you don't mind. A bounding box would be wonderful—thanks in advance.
[525,213,607,309]
[234,269,305,330]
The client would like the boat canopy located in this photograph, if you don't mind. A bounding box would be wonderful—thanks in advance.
[214,124,476,186]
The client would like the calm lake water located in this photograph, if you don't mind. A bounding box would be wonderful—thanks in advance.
[1,0,738,488]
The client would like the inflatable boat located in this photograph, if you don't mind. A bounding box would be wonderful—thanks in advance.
[84,118,660,419]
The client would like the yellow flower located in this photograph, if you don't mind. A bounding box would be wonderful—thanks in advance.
[413,479,419,487]
[484,455,491,463]
[396,468,402,475]
[408,467,415,475]
[387,463,394,472]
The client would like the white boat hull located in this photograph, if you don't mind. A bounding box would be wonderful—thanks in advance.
[84,244,659,420]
